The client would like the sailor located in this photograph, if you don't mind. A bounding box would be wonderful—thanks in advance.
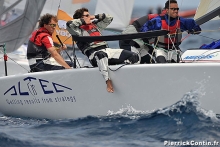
[119,9,167,64]
[141,0,202,63]
[27,13,72,72]
[66,7,139,93]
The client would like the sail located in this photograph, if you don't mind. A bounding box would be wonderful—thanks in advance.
[194,0,220,21]
[43,0,133,31]
[94,0,134,30]
[0,0,46,53]
[41,0,90,17]
[52,9,73,45]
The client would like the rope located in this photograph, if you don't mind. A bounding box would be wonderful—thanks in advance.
[6,56,30,72]
[181,34,190,42]
[108,64,127,71]
[62,36,72,44]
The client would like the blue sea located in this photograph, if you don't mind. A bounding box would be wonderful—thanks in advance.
[1,91,220,147]
[1,1,220,147]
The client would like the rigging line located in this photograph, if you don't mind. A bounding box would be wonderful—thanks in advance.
[151,36,160,59]
[181,34,190,42]
[58,0,61,9]
[168,1,179,49]
[6,56,30,72]
[62,36,72,44]
[200,29,220,33]
[167,34,182,61]
[179,28,220,41]
[167,0,180,50]
[168,0,170,49]
[197,34,219,41]
[167,34,178,50]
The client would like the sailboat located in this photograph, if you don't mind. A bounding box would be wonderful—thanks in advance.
[0,0,220,119]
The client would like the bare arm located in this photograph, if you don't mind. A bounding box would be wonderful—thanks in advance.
[55,44,67,54]
[47,46,71,69]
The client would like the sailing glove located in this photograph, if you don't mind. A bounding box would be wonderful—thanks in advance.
[95,13,106,21]
[188,29,201,35]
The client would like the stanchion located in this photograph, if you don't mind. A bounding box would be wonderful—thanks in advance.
[0,43,7,76]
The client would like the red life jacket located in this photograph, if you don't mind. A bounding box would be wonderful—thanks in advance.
[76,24,103,53]
[80,24,101,37]
[27,28,51,59]
[157,16,182,49]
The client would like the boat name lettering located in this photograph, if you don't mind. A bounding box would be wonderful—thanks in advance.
[4,76,72,96]
[183,53,218,60]
[5,96,76,106]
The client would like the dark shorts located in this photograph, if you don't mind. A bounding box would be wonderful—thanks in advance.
[30,60,73,72]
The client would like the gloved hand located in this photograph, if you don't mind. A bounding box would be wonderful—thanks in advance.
[188,29,201,35]
[95,13,105,21]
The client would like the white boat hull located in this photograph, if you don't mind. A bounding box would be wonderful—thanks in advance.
[0,63,220,119]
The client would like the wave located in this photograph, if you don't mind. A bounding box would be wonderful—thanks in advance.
[1,89,220,147]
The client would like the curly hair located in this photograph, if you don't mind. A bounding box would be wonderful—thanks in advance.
[39,13,58,27]
[165,0,177,9]
[73,7,88,19]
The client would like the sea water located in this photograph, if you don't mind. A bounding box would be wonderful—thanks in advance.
[0,90,220,147]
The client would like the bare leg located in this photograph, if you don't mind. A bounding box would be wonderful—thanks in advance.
[106,79,114,93]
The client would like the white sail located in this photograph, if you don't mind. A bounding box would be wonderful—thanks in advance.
[42,0,134,31]
[194,0,220,20]
[95,0,134,30]
[41,0,84,16]
[0,0,46,53]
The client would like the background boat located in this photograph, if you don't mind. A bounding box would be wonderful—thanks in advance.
[0,0,46,53]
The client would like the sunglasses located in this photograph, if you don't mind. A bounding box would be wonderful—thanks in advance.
[82,14,90,17]
[48,24,56,27]
[169,8,179,11]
